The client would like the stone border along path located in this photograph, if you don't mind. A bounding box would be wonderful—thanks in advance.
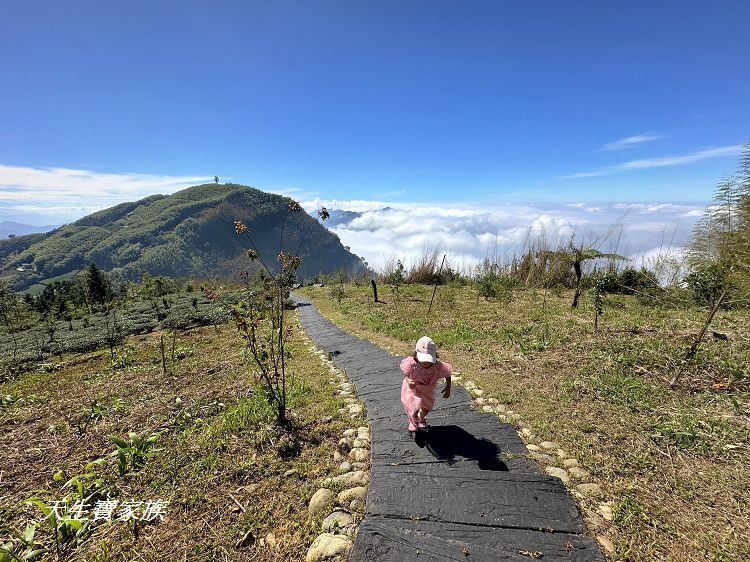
[294,296,607,561]
[300,324,371,562]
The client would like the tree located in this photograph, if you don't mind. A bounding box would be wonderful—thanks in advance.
[85,262,109,306]
[542,244,625,308]
[0,282,23,364]
[687,141,750,300]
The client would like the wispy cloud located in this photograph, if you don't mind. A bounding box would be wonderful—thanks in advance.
[565,145,743,179]
[599,134,661,151]
[0,164,212,221]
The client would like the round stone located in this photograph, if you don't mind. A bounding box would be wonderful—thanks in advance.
[308,489,334,517]
[596,535,615,556]
[577,483,604,498]
[337,439,352,455]
[324,470,369,487]
[338,486,367,504]
[474,397,485,406]
[568,467,591,480]
[599,504,614,521]
[348,448,370,463]
[333,451,344,462]
[584,508,605,529]
[343,429,356,437]
[348,404,364,416]
[545,466,571,484]
[530,452,555,464]
[338,461,352,473]
[350,498,363,511]
[526,444,541,452]
[305,533,353,562]
[540,441,559,450]
[353,437,370,449]
[563,458,579,468]
[321,511,354,533]
[482,405,494,413]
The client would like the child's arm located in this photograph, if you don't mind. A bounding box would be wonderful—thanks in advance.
[400,358,416,389]
[441,374,451,398]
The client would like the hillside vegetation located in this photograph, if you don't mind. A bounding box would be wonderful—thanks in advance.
[0,184,363,291]
[299,280,749,562]
[0,291,363,561]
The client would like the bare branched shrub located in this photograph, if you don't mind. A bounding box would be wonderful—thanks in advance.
[230,201,328,424]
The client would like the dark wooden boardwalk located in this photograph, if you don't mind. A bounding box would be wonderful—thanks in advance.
[295,296,604,561]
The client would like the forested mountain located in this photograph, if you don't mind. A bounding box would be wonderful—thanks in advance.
[0,183,364,290]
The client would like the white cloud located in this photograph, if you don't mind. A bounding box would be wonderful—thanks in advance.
[565,145,743,179]
[0,163,211,220]
[599,134,661,151]
[306,199,703,273]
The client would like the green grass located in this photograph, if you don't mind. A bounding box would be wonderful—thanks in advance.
[300,282,750,562]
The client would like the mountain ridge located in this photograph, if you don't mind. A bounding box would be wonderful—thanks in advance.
[0,184,364,290]
[0,221,59,240]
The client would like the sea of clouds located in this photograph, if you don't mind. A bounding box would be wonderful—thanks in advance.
[302,198,704,275]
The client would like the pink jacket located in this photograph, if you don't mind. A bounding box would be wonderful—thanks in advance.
[400,356,452,413]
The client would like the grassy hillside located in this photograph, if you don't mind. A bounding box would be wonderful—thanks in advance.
[0,184,363,290]
[300,282,749,562]
[0,308,363,561]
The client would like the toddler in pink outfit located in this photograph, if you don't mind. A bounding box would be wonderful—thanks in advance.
[400,336,452,432]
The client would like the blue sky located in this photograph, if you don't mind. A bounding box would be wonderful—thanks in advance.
[1,1,748,268]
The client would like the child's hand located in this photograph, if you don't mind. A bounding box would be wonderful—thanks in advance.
[442,385,451,399]
[407,377,416,389]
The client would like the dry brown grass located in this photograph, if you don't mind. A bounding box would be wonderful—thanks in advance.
[300,282,750,562]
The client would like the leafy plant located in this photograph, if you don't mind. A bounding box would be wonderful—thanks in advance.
[22,459,109,558]
[0,524,47,562]
[591,276,608,330]
[383,260,405,292]
[110,431,162,476]
[684,263,730,308]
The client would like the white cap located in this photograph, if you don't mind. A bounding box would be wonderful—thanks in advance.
[415,336,437,363]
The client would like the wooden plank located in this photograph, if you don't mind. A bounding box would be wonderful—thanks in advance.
[351,518,604,562]
[367,465,585,534]
[371,419,537,472]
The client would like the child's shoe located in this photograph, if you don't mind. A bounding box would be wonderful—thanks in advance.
[417,419,430,431]
[408,416,418,432]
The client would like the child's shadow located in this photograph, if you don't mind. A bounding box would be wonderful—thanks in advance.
[415,425,508,471]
